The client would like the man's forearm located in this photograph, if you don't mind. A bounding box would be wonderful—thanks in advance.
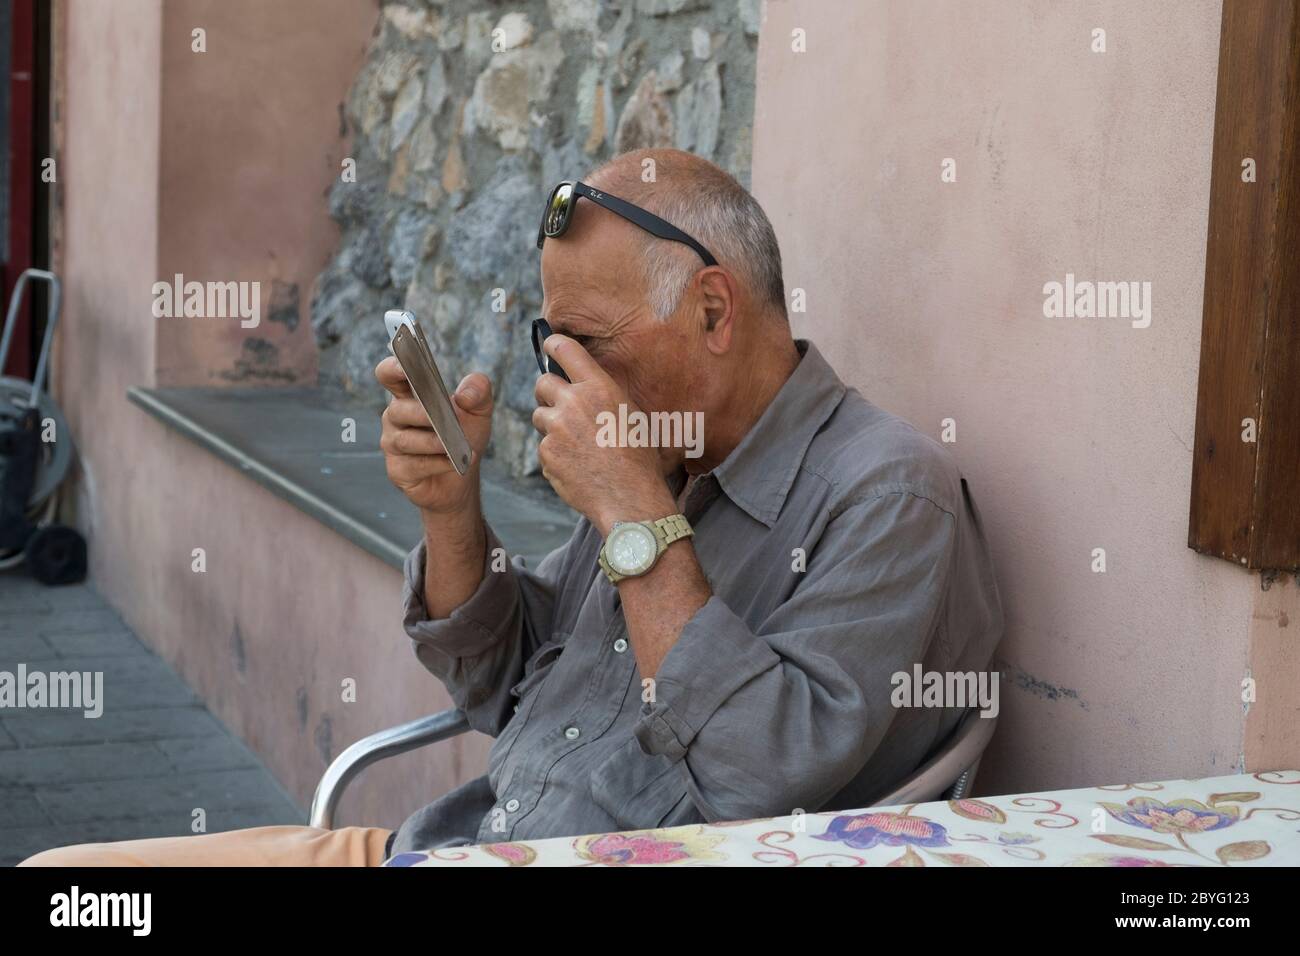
[420,492,488,619]
[618,542,712,679]
[590,479,710,678]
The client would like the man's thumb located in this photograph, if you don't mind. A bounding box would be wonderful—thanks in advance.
[455,373,493,414]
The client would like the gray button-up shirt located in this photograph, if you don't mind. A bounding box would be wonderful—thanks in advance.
[387,339,1003,857]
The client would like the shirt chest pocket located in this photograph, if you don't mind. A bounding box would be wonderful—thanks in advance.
[487,636,567,794]
[589,736,692,832]
[510,637,566,710]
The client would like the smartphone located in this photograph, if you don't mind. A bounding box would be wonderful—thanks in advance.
[383,310,473,476]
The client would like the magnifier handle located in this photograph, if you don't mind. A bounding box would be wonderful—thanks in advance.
[532,318,571,383]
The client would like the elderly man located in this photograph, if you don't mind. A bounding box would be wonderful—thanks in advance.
[376,147,1004,859]
[21,148,1001,867]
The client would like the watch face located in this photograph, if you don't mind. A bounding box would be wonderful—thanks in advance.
[607,523,657,576]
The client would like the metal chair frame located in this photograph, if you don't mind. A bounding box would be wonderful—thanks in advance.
[311,705,997,830]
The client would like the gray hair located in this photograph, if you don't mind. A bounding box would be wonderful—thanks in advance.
[588,154,788,323]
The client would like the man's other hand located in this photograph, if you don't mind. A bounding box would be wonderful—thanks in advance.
[377,356,493,515]
[531,334,676,534]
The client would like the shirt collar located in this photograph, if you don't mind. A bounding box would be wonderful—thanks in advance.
[708,339,846,528]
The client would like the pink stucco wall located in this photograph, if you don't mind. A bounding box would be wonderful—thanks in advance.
[52,0,1296,834]
[154,0,375,386]
[55,0,490,828]
[752,0,1298,792]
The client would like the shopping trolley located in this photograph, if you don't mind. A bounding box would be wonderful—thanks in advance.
[0,268,86,585]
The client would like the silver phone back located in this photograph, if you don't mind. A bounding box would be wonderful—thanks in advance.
[389,318,473,476]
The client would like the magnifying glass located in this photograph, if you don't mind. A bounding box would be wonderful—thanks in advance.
[531,318,570,383]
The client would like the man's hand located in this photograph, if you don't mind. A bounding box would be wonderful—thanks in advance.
[532,335,678,535]
[377,355,495,618]
[376,355,493,515]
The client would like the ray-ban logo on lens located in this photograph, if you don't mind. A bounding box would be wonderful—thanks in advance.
[596,404,704,460]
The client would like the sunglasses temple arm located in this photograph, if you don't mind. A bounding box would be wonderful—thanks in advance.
[575,185,718,267]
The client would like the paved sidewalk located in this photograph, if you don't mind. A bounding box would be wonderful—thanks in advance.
[0,569,305,866]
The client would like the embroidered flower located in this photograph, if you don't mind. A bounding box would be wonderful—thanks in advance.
[813,812,950,850]
[1099,798,1237,835]
[575,826,726,865]
[484,843,537,866]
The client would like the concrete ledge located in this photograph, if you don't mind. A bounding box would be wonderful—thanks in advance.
[127,386,575,569]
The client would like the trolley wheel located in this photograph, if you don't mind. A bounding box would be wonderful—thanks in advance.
[24,524,87,586]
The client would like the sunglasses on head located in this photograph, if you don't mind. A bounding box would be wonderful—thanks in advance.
[532,181,719,383]
[535,180,718,267]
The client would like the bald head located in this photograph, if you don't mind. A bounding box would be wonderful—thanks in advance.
[537,148,800,475]
[583,149,788,323]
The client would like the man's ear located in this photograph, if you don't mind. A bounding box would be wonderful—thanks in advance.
[697,266,737,354]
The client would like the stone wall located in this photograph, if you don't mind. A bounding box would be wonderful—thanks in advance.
[311,0,760,475]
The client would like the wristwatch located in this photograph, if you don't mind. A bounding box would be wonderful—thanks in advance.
[597,514,694,585]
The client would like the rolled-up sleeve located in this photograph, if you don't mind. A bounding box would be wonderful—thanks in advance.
[402,519,578,738]
[632,490,957,822]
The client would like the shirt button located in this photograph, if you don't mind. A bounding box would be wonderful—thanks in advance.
[504,798,520,812]
[564,726,580,740]
[613,638,628,653]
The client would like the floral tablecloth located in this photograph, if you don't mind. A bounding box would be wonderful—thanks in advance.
[385,770,1300,867]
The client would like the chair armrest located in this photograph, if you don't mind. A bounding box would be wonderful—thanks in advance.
[310,708,472,829]
[874,708,999,806]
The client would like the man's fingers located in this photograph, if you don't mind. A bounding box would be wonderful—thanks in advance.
[386,451,456,484]
[541,334,604,385]
[531,404,560,436]
[534,372,568,407]
[385,397,436,429]
[388,376,493,424]
[382,425,446,457]
[375,355,413,398]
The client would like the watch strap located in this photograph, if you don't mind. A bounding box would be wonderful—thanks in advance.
[652,513,694,547]
[597,547,622,585]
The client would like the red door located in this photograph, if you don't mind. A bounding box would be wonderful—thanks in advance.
[2,0,38,380]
